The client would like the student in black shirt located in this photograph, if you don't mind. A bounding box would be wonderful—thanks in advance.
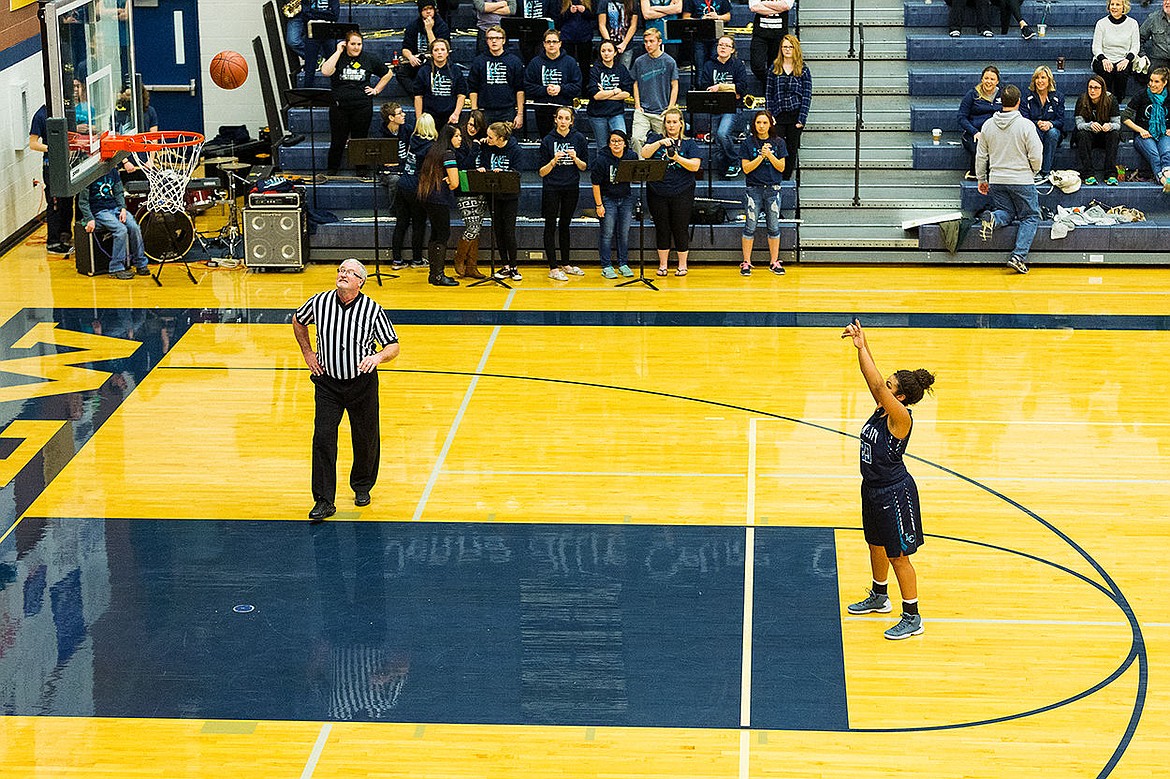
[416,124,463,286]
[640,106,700,275]
[478,122,524,280]
[320,31,394,176]
[590,128,638,277]
[538,105,590,280]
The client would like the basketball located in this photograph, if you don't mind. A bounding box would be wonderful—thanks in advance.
[210,50,248,90]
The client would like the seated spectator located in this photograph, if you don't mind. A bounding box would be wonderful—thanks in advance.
[1121,66,1170,190]
[683,0,732,73]
[599,0,640,70]
[700,34,751,177]
[996,0,1037,39]
[1022,66,1065,180]
[947,0,994,38]
[1139,0,1170,74]
[554,0,597,76]
[957,65,1002,179]
[1093,0,1140,100]
[79,168,149,280]
[1073,75,1121,184]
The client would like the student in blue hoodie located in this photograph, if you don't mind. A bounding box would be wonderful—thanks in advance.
[478,122,525,280]
[590,129,639,278]
[399,0,451,95]
[586,39,635,144]
[554,0,597,75]
[957,65,1002,179]
[700,34,751,176]
[1021,65,1066,181]
[525,29,584,138]
[415,39,468,128]
[539,105,591,280]
[468,25,527,127]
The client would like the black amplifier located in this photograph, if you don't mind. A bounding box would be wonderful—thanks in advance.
[248,191,301,208]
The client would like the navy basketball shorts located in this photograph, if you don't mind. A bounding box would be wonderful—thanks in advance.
[860,476,924,558]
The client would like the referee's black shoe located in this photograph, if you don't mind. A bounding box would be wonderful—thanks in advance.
[308,500,336,523]
[355,491,371,507]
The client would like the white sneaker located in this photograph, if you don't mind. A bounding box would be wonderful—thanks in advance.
[562,265,584,276]
[548,268,568,281]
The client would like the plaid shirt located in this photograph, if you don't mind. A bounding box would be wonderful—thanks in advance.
[765,65,813,126]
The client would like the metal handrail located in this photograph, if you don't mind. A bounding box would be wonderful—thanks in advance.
[853,25,865,207]
[848,0,857,58]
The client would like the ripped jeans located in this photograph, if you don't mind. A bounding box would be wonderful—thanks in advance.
[743,185,784,239]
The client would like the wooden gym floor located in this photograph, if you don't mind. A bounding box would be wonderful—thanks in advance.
[0,226,1167,778]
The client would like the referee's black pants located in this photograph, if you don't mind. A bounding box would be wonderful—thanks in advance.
[311,371,380,503]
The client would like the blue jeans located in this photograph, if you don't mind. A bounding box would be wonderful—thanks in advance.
[286,17,306,59]
[987,183,1040,261]
[588,114,627,145]
[1134,133,1170,178]
[743,185,784,239]
[715,111,751,170]
[1038,126,1061,176]
[93,209,147,272]
[599,194,633,267]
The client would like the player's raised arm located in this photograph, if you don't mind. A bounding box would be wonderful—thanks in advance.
[841,319,911,438]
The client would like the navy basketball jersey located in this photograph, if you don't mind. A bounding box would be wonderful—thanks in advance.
[859,407,912,487]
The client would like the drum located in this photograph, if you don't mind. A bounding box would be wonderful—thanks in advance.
[138,210,195,262]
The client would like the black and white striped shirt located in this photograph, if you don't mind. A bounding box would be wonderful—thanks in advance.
[295,291,398,380]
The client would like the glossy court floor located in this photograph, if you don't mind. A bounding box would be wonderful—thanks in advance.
[0,232,1167,779]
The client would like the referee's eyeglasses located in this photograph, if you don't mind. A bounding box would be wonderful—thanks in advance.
[337,266,363,277]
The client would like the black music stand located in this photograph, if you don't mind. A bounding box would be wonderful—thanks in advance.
[308,20,360,40]
[687,89,738,241]
[502,17,552,64]
[465,169,521,289]
[666,18,721,72]
[347,138,400,284]
[615,159,667,290]
[285,88,333,210]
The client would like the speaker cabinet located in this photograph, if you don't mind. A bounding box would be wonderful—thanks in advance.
[73,221,113,276]
[243,207,306,269]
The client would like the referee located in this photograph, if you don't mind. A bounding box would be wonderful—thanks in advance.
[293,259,400,522]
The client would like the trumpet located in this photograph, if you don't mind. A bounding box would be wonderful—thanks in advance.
[743,95,767,110]
[283,0,301,18]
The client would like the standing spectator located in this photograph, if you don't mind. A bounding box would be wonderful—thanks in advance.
[293,259,399,522]
[454,111,489,278]
[468,25,527,128]
[957,65,1002,179]
[641,106,700,276]
[79,168,149,280]
[996,0,1038,38]
[474,0,517,55]
[739,110,787,276]
[591,129,638,278]
[1092,0,1141,100]
[538,105,590,280]
[392,115,439,270]
[379,101,414,212]
[320,31,394,177]
[416,125,463,286]
[586,39,635,143]
[599,0,640,69]
[28,104,74,255]
[1139,0,1170,73]
[748,0,792,89]
[415,39,468,128]
[399,0,451,96]
[479,122,525,281]
[700,34,751,177]
[683,0,732,74]
[947,0,994,38]
[525,29,584,138]
[288,0,340,87]
[976,84,1042,275]
[1073,75,1122,184]
[517,0,554,64]
[641,0,682,41]
[555,0,597,76]
[1022,66,1066,181]
[1122,66,1170,190]
[765,34,811,180]
[630,26,680,153]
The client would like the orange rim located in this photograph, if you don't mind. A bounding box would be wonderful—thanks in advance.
[100,131,205,158]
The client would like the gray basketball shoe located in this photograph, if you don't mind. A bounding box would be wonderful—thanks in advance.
[847,589,892,615]
[883,612,924,640]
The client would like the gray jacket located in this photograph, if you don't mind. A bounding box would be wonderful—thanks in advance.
[1140,10,1170,63]
[975,108,1043,186]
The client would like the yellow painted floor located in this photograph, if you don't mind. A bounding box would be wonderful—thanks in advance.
[0,226,1167,778]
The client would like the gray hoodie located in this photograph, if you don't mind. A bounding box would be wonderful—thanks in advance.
[975,109,1043,185]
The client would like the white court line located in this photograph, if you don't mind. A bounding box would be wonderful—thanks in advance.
[762,417,1170,428]
[442,469,744,477]
[848,616,1132,627]
[410,291,514,522]
[299,722,332,779]
[738,728,751,779]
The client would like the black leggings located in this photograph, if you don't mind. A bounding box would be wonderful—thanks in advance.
[490,197,519,265]
[648,188,694,252]
[1074,128,1120,177]
[1092,59,1133,102]
[541,187,577,268]
[773,110,803,180]
[947,0,991,33]
[327,102,372,173]
[422,200,451,247]
[396,188,428,262]
[750,31,784,89]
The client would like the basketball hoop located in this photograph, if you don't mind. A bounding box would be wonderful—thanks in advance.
[102,131,205,213]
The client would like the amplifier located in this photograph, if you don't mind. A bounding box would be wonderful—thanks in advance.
[248,191,301,208]
[244,207,306,270]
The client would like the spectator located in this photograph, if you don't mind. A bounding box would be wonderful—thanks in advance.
[28,104,75,255]
[320,31,393,177]
[683,0,732,74]
[479,122,525,281]
[399,0,451,96]
[1092,0,1140,100]
[700,34,751,177]
[379,101,414,212]
[748,0,792,89]
[947,0,994,38]
[525,28,584,138]
[1139,0,1170,73]
[975,84,1042,275]
[474,0,517,54]
[1121,66,1170,190]
[739,110,787,276]
[957,65,1002,179]
[1022,66,1065,181]
[586,39,635,143]
[599,0,640,69]
[1073,75,1122,184]
[591,129,638,278]
[517,0,553,64]
[630,26,680,153]
[641,0,682,41]
[392,115,439,270]
[288,0,340,88]
[765,34,811,180]
[538,105,590,281]
[415,38,468,128]
[555,0,597,76]
[415,124,462,286]
[79,168,149,280]
[997,0,1037,39]
[641,106,700,276]
[453,111,489,279]
[468,25,527,128]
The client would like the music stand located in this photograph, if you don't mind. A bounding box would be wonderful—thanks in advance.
[308,21,360,40]
[615,159,667,290]
[502,17,552,64]
[347,138,400,284]
[665,18,722,72]
[465,169,521,289]
[285,88,334,210]
[687,89,738,242]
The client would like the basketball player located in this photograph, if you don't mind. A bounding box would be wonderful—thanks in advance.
[840,319,935,640]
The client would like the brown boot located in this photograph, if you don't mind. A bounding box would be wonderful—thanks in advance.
[464,237,486,278]
[452,240,469,277]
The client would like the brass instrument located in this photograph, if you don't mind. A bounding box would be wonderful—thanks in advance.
[743,95,766,110]
[572,97,589,110]
[283,0,301,18]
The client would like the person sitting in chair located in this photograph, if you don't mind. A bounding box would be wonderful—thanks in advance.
[79,168,149,280]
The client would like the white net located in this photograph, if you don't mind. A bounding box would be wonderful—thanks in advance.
[126,132,205,213]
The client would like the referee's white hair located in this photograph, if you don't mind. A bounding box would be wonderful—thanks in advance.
[341,257,368,285]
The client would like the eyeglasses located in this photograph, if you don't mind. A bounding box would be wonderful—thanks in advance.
[337,267,363,277]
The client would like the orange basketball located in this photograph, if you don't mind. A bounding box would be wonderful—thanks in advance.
[210,50,249,90]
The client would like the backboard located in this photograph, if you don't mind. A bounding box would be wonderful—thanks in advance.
[39,0,140,196]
